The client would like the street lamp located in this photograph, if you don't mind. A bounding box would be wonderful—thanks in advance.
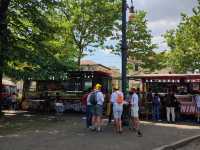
[121,0,135,97]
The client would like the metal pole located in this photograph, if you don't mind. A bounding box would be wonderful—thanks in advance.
[121,0,128,97]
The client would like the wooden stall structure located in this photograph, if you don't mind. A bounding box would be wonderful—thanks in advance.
[24,71,112,112]
[128,74,200,115]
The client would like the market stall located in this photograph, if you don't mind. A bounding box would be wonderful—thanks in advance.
[128,74,200,115]
[24,71,112,113]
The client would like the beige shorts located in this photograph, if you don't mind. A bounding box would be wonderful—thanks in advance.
[131,106,139,118]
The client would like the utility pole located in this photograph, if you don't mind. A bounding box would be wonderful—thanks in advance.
[121,0,128,97]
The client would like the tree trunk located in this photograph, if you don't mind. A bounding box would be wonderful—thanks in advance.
[22,80,31,101]
[77,55,81,69]
[77,48,83,70]
[0,0,11,114]
[0,65,3,113]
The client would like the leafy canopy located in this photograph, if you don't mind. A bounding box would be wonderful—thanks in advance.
[164,0,200,73]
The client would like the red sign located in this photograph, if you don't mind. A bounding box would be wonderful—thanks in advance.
[180,102,197,114]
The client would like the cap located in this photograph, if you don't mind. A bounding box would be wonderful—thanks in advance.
[95,83,102,89]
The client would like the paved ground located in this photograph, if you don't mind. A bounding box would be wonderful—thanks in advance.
[0,111,200,150]
[176,139,200,150]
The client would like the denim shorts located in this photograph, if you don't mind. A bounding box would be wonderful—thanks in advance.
[91,105,103,117]
[113,104,123,119]
[197,107,200,112]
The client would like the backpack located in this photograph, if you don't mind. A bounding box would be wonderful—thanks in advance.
[89,91,97,105]
[116,92,123,104]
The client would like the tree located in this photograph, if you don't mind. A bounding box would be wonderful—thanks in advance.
[0,0,11,113]
[1,0,77,81]
[164,0,200,73]
[112,11,156,73]
[60,0,121,67]
[0,0,78,113]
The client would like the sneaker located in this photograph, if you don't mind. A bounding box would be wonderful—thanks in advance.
[137,131,143,137]
[97,127,102,132]
[119,130,123,134]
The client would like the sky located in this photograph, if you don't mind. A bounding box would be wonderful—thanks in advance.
[82,0,198,70]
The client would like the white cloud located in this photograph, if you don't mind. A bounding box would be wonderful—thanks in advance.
[152,36,168,51]
[85,0,199,69]
[148,19,179,36]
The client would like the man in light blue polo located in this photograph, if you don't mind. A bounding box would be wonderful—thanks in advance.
[91,83,104,132]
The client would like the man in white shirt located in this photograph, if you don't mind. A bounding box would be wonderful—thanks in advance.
[91,83,104,132]
[110,87,124,133]
[130,88,142,137]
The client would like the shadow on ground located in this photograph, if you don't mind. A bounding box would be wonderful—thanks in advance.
[0,110,200,150]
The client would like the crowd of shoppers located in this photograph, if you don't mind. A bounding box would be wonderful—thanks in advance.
[82,84,200,137]
[82,84,143,136]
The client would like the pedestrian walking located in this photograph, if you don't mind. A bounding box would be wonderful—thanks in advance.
[110,87,124,133]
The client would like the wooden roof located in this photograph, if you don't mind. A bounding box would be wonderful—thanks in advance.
[128,74,200,80]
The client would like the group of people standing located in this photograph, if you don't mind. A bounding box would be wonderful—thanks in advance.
[147,90,180,123]
[83,84,142,136]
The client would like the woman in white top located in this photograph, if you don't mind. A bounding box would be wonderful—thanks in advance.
[110,87,124,133]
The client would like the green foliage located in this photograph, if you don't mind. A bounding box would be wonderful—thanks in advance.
[60,0,121,66]
[164,0,200,73]
[112,11,157,72]
[1,0,77,80]
[127,11,157,71]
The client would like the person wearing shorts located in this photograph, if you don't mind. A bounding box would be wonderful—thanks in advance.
[130,88,142,137]
[110,87,124,133]
[91,84,104,132]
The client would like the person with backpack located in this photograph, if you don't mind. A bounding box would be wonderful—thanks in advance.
[130,88,142,137]
[152,92,161,121]
[110,87,124,133]
[90,83,104,132]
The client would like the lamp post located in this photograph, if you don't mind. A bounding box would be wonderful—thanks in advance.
[121,0,134,97]
[121,0,127,97]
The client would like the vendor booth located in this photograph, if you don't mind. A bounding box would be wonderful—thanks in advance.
[24,71,112,112]
[128,74,200,115]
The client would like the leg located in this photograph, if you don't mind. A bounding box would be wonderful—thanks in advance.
[171,107,175,122]
[91,106,97,130]
[113,106,118,132]
[197,107,200,122]
[96,105,103,131]
[134,117,142,137]
[156,105,160,120]
[130,107,135,129]
[166,107,170,122]
[88,106,93,127]
[86,106,90,128]
[152,106,156,120]
[108,103,113,123]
